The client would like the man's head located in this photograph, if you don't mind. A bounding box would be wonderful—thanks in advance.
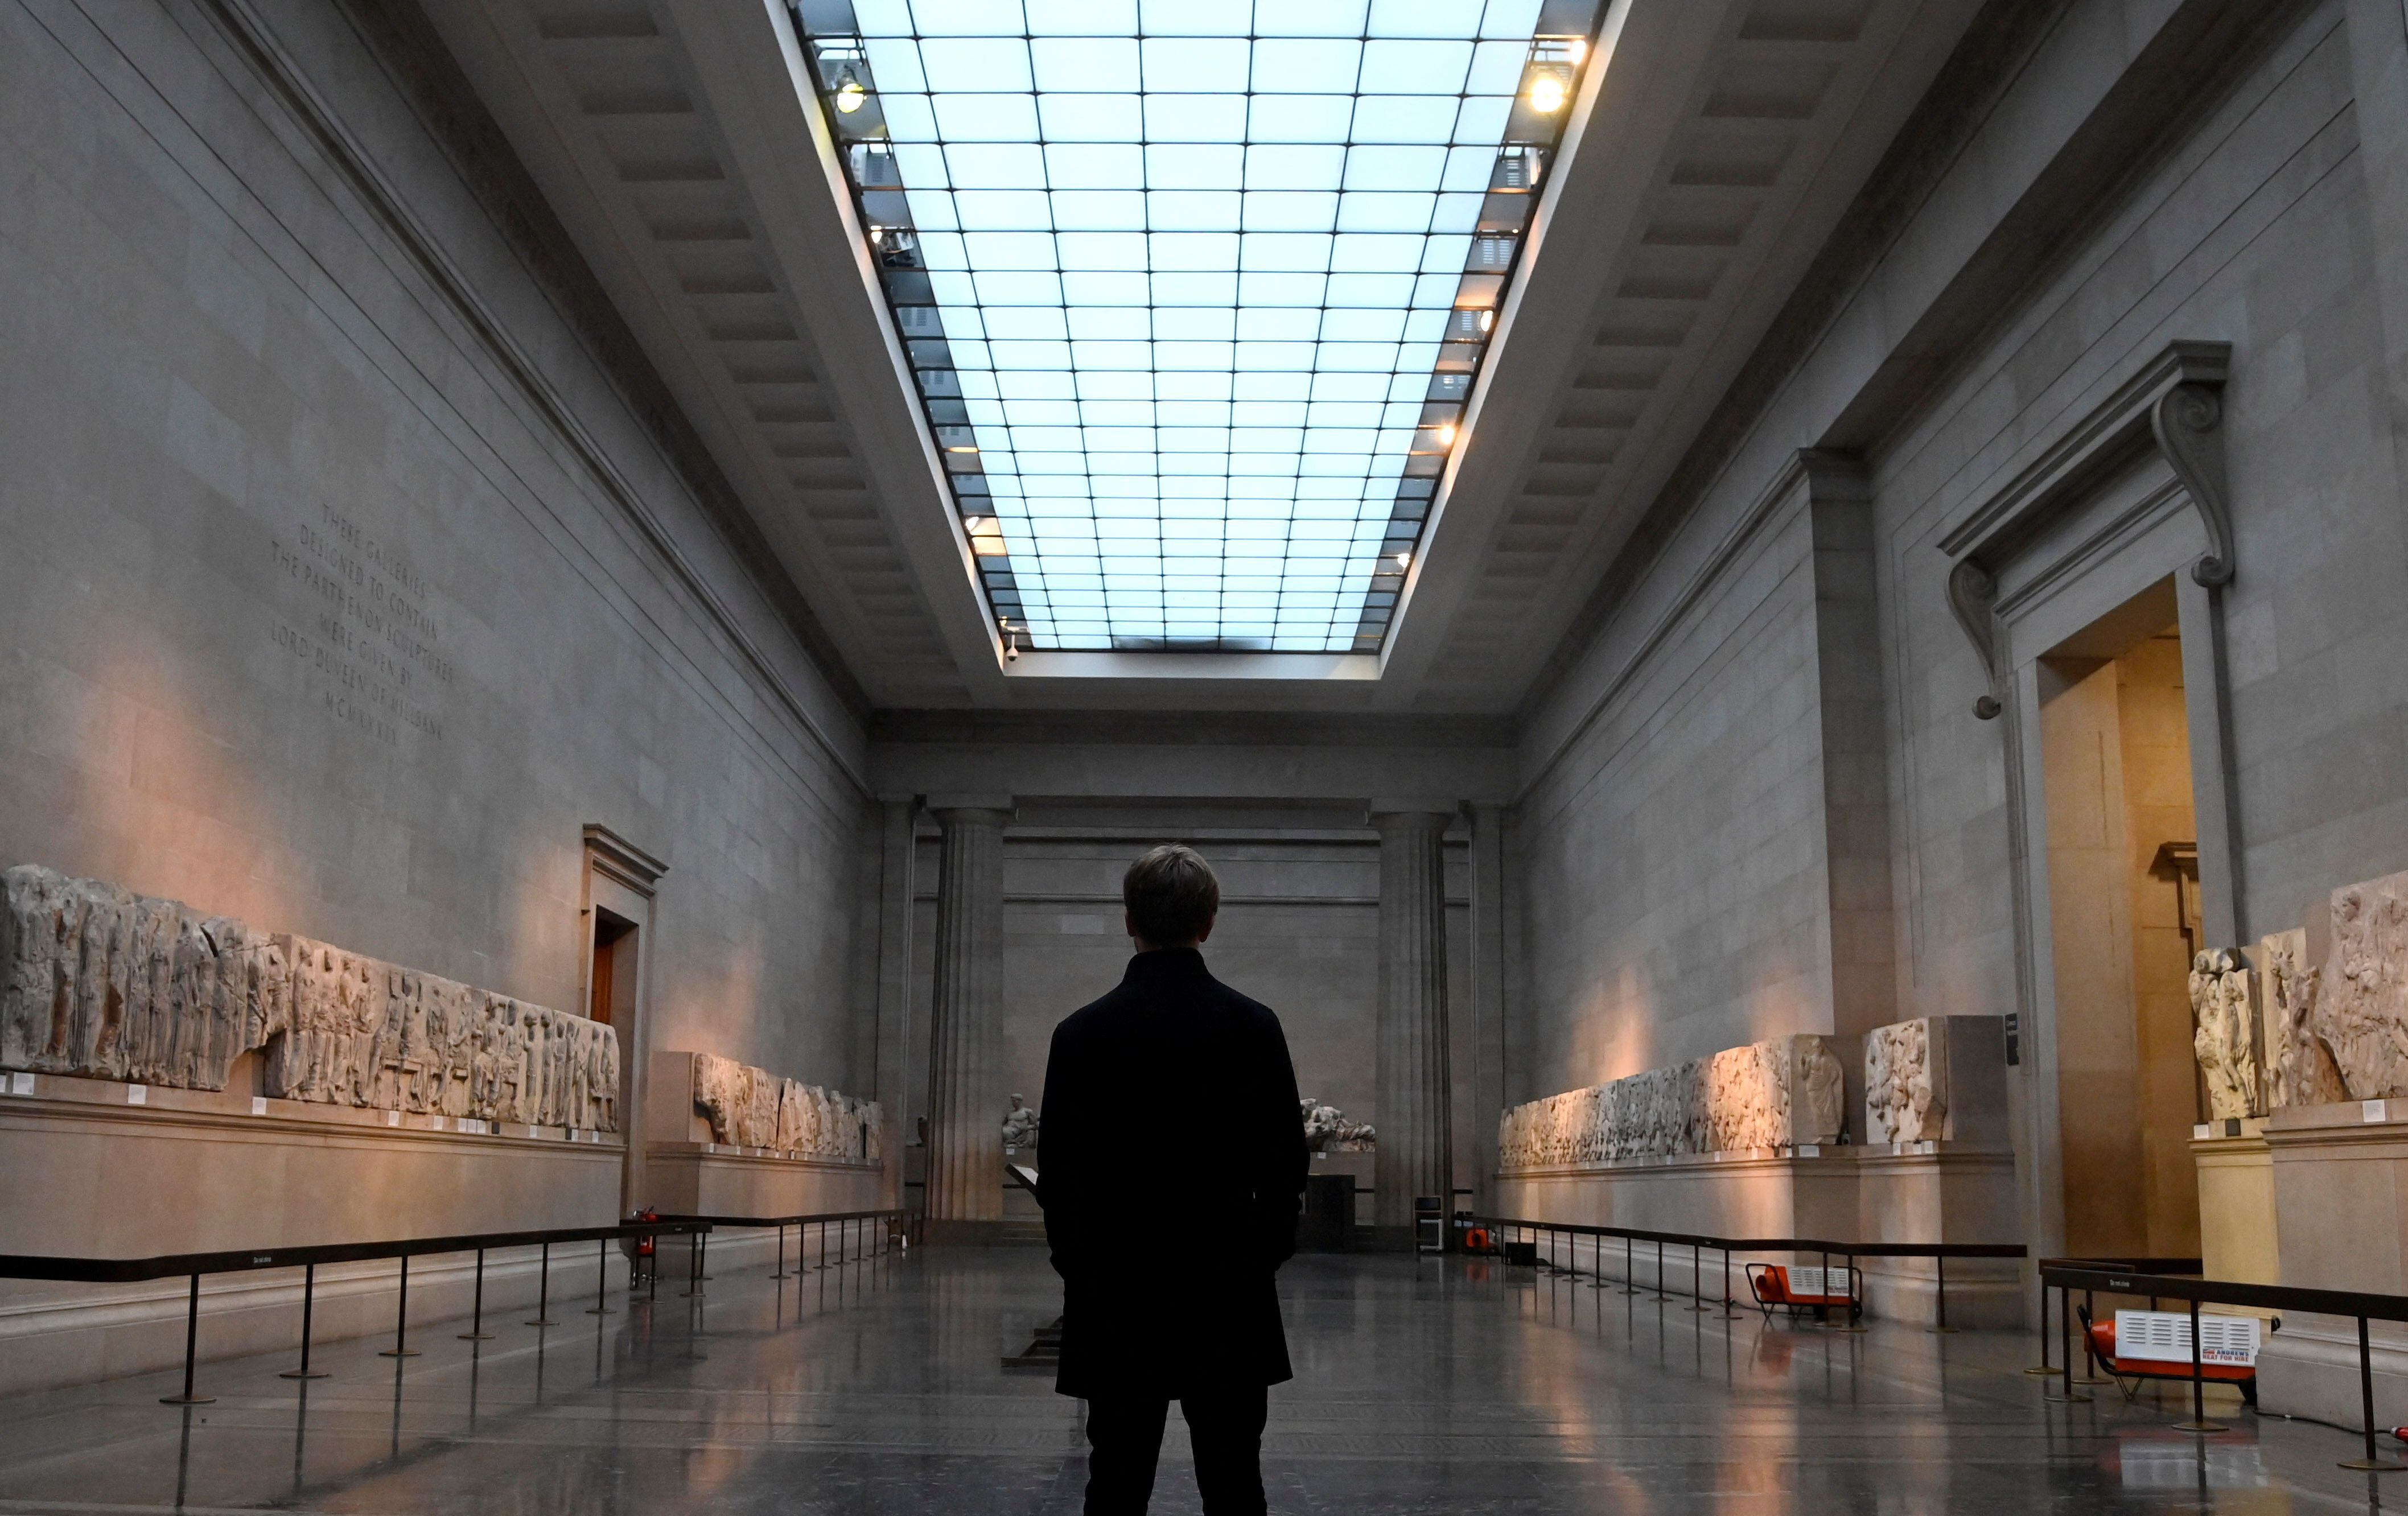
[1122,843,1220,951]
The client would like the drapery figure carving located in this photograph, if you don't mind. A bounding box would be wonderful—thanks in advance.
[2187,949,2258,1121]
[1496,1035,1845,1172]
[0,864,618,1130]
[690,1051,882,1163]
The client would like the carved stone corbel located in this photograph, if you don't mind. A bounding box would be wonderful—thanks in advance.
[1935,341,2232,720]
[2151,382,2234,587]
[1946,559,2003,720]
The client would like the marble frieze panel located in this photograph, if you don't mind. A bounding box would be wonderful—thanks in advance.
[0,863,619,1130]
[1496,1034,1846,1172]
[689,1051,881,1164]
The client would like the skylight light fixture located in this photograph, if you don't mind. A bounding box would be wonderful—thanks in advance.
[790,0,1603,654]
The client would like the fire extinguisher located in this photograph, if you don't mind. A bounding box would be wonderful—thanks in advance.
[635,1206,658,1261]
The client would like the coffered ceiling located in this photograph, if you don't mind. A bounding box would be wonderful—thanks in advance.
[415,0,1984,713]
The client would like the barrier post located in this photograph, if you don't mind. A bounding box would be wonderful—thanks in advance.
[2045,1283,2089,1403]
[771,1223,788,1280]
[2171,1298,2222,1432]
[459,1251,493,1341]
[2340,1315,2407,1471]
[281,1263,328,1379]
[2070,1289,2112,1385]
[1931,1254,1956,1334]
[585,1237,613,1315]
[377,1254,419,1358]
[1722,1247,1741,1317]
[1621,1236,1639,1295]
[2026,1278,2056,1374]
[528,1242,557,1326]
[1835,1252,1867,1332]
[1687,1243,1710,1311]
[1652,1239,1670,1301]
[159,1274,213,1405]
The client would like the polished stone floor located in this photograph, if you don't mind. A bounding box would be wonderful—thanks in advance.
[0,1245,2397,1514]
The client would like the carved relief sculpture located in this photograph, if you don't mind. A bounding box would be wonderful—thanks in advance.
[1299,1098,1373,1152]
[688,1051,882,1163]
[2311,870,2408,1101]
[1002,1093,1041,1148]
[2257,928,2347,1109]
[1864,1019,1942,1144]
[1495,1034,1847,1172]
[2187,948,2259,1120]
[0,864,619,1130]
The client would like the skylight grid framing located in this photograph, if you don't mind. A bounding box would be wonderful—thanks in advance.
[789,0,1602,655]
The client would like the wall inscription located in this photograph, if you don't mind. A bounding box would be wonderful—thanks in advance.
[268,504,452,745]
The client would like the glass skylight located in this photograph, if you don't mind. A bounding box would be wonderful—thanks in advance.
[791,0,1600,653]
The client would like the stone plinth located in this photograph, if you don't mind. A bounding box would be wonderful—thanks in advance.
[1852,1142,2022,1326]
[2257,1101,2408,1425]
[0,1068,623,1396]
[643,1143,885,1220]
[1497,1149,1860,1299]
[2192,1119,2278,1321]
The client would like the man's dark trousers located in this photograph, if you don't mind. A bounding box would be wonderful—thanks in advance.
[1084,1386,1269,1515]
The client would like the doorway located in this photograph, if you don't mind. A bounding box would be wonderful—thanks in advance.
[588,907,637,1029]
[2036,578,2203,1259]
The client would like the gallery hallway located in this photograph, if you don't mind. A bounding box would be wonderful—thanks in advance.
[0,1247,2381,1515]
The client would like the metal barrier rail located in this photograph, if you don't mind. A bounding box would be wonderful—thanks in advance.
[649,1209,915,1295]
[1476,1216,2024,1331]
[0,1219,711,1407]
[2038,1257,2408,1471]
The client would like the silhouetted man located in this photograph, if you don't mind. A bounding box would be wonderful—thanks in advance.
[1039,844,1309,1515]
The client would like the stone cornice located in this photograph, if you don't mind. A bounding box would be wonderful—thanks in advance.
[1941,339,2233,718]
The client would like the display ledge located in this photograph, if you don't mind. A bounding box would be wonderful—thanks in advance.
[0,1068,624,1147]
[648,1139,878,1169]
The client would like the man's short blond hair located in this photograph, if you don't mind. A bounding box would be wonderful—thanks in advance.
[1123,844,1220,946]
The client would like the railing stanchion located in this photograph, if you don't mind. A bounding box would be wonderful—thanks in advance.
[1621,1235,1638,1295]
[2045,1284,2089,1403]
[1722,1246,1740,1316]
[2341,1314,2407,1470]
[772,1223,788,1280]
[281,1262,328,1379]
[2172,1297,2224,1432]
[1687,1242,1710,1311]
[1931,1254,1954,1334]
[2027,1276,2055,1375]
[528,1242,557,1325]
[1652,1239,1670,1301]
[459,1250,493,1341]
[1837,1251,1866,1332]
[159,1274,213,1405]
[585,1237,613,1315]
[378,1254,418,1358]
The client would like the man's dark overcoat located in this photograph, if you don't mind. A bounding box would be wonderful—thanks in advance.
[1038,947,1308,1400]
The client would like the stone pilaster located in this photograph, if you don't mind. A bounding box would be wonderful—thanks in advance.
[923,796,1011,1243]
[871,797,918,1208]
[1372,802,1455,1249]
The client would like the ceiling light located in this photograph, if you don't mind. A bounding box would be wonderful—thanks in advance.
[1528,71,1569,114]
[1479,310,1495,333]
[1395,551,1412,569]
[1435,423,1457,447]
[833,68,867,114]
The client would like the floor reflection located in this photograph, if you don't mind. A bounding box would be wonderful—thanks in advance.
[0,1247,2395,1514]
